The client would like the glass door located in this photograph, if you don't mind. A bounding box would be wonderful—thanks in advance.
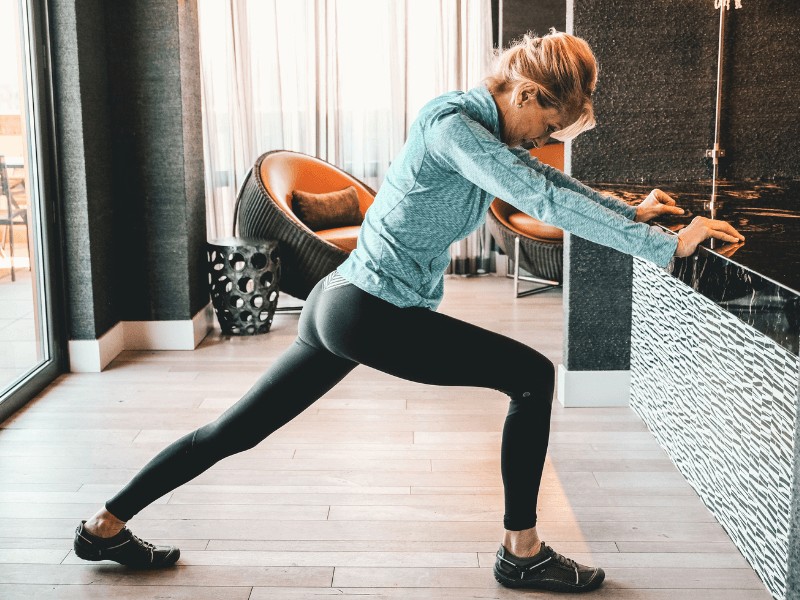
[0,0,65,421]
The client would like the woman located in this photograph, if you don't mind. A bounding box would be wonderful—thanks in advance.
[73,31,743,593]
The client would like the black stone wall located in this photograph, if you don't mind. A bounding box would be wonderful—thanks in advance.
[571,0,800,182]
[502,0,566,45]
[50,0,207,340]
[724,0,800,180]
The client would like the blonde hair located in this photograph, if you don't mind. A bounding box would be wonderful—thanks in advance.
[487,29,598,141]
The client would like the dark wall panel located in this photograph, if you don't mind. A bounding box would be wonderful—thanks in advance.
[571,0,717,182]
[105,0,207,321]
[50,0,116,339]
[571,0,800,182]
[502,0,566,46]
[725,0,800,180]
[179,1,210,317]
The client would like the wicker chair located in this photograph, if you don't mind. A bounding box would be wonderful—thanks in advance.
[487,200,563,297]
[486,144,564,298]
[233,150,376,301]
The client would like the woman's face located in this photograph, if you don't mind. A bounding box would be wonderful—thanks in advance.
[499,90,567,150]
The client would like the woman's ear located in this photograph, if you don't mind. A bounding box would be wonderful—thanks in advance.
[514,82,540,107]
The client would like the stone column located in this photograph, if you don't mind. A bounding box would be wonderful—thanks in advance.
[105,0,207,325]
[558,235,633,406]
[51,0,209,371]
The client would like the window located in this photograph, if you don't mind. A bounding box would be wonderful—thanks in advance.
[0,0,66,421]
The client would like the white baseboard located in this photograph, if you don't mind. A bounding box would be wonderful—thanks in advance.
[68,322,125,373]
[557,364,630,407]
[125,304,214,350]
[68,303,214,372]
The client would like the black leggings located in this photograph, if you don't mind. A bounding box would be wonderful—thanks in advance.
[106,271,556,530]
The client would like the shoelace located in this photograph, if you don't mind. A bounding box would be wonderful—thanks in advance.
[544,544,580,570]
[126,530,157,552]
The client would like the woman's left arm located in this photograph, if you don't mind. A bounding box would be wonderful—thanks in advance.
[510,147,685,223]
[508,146,637,219]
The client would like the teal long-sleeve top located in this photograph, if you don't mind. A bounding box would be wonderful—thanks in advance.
[336,83,679,311]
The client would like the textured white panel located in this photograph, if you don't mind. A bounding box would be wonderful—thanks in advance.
[631,257,799,600]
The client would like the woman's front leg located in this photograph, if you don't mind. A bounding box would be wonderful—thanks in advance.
[316,290,556,551]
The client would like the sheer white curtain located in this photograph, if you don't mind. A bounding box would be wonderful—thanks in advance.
[198,0,494,272]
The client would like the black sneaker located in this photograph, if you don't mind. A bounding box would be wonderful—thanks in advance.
[494,542,605,592]
[73,521,180,568]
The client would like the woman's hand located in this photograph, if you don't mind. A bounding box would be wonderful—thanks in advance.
[674,216,745,258]
[634,189,685,222]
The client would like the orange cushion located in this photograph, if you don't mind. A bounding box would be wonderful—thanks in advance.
[507,212,564,241]
[316,225,361,252]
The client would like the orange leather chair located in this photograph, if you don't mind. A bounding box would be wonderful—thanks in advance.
[233,150,376,300]
[487,143,564,297]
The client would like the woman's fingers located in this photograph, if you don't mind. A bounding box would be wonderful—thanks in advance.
[707,229,741,244]
[637,189,685,222]
[707,218,745,242]
[652,188,676,205]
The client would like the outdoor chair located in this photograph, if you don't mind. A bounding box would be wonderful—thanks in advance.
[0,155,30,282]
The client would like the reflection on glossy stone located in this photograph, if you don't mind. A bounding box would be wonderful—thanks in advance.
[590,179,800,355]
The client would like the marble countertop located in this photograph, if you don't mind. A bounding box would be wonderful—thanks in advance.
[589,180,800,355]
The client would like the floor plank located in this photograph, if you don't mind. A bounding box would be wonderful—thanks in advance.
[0,585,253,600]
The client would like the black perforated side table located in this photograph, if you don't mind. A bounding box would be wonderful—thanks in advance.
[207,237,281,335]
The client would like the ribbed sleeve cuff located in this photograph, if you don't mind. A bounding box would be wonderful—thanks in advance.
[620,202,639,221]
[643,227,679,268]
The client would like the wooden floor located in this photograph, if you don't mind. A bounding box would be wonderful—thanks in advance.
[0,275,771,599]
